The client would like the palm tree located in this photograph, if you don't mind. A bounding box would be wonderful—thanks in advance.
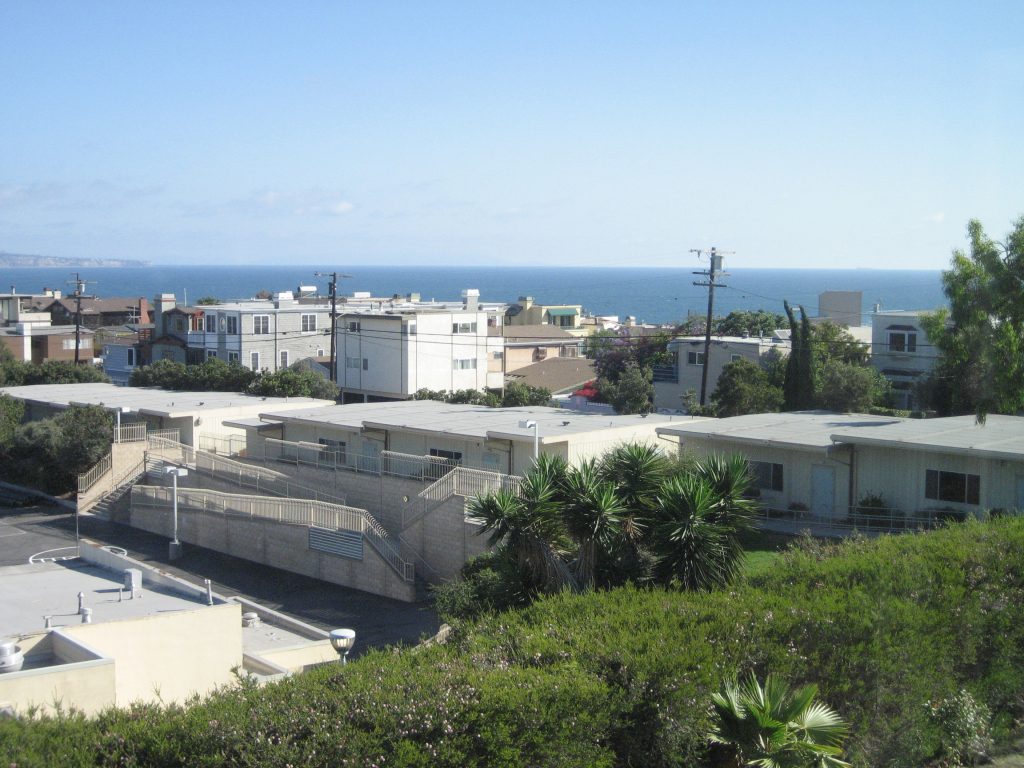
[708,673,850,768]
[561,460,625,590]
[467,467,574,595]
[649,474,739,590]
[691,453,758,562]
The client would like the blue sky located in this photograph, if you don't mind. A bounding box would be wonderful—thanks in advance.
[1,2,1021,268]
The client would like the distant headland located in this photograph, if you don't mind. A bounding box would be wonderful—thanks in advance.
[0,251,150,268]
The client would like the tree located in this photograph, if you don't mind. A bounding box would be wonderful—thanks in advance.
[247,368,338,400]
[131,358,256,392]
[816,360,890,413]
[599,360,653,414]
[196,296,220,305]
[711,359,783,417]
[560,460,624,590]
[55,404,115,478]
[807,321,869,370]
[501,382,551,408]
[783,302,816,411]
[0,394,25,448]
[708,674,850,768]
[920,215,1024,418]
[715,310,786,338]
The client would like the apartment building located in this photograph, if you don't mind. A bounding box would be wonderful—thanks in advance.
[505,296,587,336]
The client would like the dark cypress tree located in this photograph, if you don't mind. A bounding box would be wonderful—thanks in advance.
[799,307,815,408]
[782,301,800,410]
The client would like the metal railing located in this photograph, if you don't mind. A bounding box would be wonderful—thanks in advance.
[148,429,181,443]
[419,466,522,502]
[114,423,148,444]
[131,484,413,581]
[755,505,1001,534]
[78,453,112,494]
[198,434,248,456]
[263,437,466,482]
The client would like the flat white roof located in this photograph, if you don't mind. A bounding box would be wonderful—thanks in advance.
[259,400,696,445]
[0,383,333,419]
[656,410,906,451]
[831,414,1024,461]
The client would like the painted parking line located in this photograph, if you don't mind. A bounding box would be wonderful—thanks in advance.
[0,528,27,538]
[29,547,78,564]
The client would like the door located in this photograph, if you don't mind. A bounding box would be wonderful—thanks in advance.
[810,465,835,518]
[359,439,382,474]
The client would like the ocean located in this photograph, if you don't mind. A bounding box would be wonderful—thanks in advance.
[2,265,946,326]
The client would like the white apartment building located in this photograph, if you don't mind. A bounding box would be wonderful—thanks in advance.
[336,306,502,402]
[870,310,938,410]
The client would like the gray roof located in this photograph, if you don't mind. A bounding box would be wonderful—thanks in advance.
[259,400,683,445]
[502,324,577,340]
[0,383,333,418]
[657,410,906,451]
[830,415,1024,461]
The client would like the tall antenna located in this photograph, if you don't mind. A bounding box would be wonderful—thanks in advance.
[314,271,352,385]
[66,273,97,365]
[691,247,732,406]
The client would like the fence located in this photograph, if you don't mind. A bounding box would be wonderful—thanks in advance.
[262,437,462,482]
[420,466,522,503]
[755,505,1007,535]
[198,434,248,456]
[131,484,413,581]
[114,423,148,444]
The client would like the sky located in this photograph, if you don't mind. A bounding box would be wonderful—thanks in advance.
[1,2,1022,269]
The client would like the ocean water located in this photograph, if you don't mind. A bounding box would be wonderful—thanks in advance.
[2,265,946,326]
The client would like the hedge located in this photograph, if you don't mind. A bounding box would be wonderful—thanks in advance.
[3,518,1023,767]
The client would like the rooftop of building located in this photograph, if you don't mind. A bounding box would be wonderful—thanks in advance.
[505,357,596,394]
[0,325,94,337]
[501,324,579,340]
[831,414,1024,460]
[252,399,695,444]
[0,383,333,418]
[656,410,906,451]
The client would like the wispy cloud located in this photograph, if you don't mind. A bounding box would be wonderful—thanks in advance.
[215,187,356,218]
[924,211,945,224]
[0,183,66,208]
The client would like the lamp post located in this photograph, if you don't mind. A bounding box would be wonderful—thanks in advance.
[518,419,539,462]
[164,465,188,560]
[330,628,356,664]
[114,406,132,443]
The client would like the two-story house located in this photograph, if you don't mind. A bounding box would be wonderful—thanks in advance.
[653,333,791,412]
[870,310,939,410]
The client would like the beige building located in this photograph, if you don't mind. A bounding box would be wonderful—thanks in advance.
[505,296,587,336]
[0,542,338,716]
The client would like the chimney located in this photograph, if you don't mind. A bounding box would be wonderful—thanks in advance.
[462,288,480,312]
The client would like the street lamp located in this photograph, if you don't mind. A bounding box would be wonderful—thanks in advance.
[518,419,539,462]
[329,628,356,664]
[164,465,188,560]
[114,406,132,443]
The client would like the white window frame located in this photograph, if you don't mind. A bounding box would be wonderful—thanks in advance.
[228,351,239,363]
[226,316,238,335]
[346,356,360,369]
[749,461,784,492]
[253,315,270,335]
[888,330,917,353]
[279,350,289,369]
[205,315,216,333]
[452,321,478,334]
[452,358,478,370]
[206,350,217,360]
[687,351,706,366]
[300,314,317,333]
[250,351,260,370]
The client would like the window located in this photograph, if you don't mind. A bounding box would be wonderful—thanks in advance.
[452,321,478,334]
[345,356,360,369]
[175,318,185,332]
[453,358,477,370]
[205,315,216,332]
[228,351,239,363]
[207,350,217,360]
[731,354,743,362]
[887,329,917,353]
[126,348,136,367]
[749,461,784,492]
[493,351,504,360]
[429,448,463,463]
[403,322,416,336]
[687,351,706,366]
[279,350,289,368]
[362,358,369,371]
[301,314,317,332]
[316,348,325,357]
[318,438,346,465]
[250,351,260,370]
[218,314,226,332]
[253,315,270,334]
[226,316,238,335]
[347,321,361,332]
[926,469,980,505]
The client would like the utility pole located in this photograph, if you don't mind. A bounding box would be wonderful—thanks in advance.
[691,247,731,406]
[314,271,351,383]
[66,273,96,365]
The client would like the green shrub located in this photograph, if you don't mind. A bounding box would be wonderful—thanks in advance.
[3,519,1024,767]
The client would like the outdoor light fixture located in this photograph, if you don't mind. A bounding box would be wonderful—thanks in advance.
[164,465,188,560]
[330,628,356,664]
[518,419,539,461]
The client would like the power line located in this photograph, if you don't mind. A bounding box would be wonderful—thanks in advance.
[691,247,732,406]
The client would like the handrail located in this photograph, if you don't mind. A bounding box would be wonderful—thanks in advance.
[114,423,148,444]
[78,453,112,494]
[146,435,411,580]
[131,484,414,581]
[755,505,1000,534]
